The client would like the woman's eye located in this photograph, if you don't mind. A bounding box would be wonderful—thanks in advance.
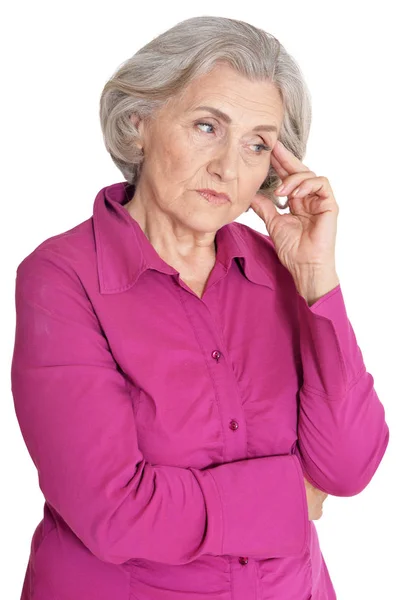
[196,122,214,133]
[195,122,271,154]
[250,143,271,154]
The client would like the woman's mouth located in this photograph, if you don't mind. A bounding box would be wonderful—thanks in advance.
[196,190,231,205]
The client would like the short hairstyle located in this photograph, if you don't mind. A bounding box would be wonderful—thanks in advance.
[99,15,312,210]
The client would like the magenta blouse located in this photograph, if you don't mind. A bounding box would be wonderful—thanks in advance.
[11,181,389,600]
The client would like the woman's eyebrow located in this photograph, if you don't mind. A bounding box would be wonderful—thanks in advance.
[193,105,277,133]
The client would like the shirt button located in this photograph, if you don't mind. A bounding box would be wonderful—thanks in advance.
[229,420,239,431]
[211,350,221,361]
[239,556,248,565]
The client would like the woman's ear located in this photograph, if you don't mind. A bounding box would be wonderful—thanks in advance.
[130,113,145,151]
[129,113,140,129]
[130,113,145,137]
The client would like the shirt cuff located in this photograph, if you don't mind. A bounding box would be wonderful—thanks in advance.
[191,454,309,558]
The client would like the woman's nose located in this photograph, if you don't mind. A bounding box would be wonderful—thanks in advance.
[206,140,239,181]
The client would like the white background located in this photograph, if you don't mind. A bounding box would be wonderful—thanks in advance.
[1,1,397,598]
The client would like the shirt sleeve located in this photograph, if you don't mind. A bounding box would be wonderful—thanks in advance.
[293,283,390,496]
[11,249,309,566]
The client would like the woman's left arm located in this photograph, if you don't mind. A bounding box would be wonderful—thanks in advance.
[250,140,390,497]
[292,273,389,497]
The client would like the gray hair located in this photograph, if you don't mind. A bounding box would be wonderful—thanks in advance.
[99,15,312,209]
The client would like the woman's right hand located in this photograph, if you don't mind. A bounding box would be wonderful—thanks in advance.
[304,476,329,520]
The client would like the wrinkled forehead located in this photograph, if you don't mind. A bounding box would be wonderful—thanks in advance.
[165,69,284,133]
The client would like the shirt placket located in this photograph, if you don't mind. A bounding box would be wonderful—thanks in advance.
[177,278,257,599]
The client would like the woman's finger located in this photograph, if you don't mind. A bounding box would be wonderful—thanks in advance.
[275,171,317,195]
[273,140,311,174]
[289,176,333,203]
[270,152,290,180]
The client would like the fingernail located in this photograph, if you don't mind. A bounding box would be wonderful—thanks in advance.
[275,185,285,193]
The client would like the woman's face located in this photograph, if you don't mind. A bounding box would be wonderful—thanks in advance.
[132,62,284,232]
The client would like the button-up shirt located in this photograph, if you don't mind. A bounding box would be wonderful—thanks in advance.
[11,181,389,600]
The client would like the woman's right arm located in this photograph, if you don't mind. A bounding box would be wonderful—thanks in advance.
[11,249,309,566]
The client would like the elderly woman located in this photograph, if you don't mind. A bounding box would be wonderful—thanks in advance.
[12,15,389,600]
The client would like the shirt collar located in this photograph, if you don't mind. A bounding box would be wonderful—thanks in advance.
[93,181,276,294]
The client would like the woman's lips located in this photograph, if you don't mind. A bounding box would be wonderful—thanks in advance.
[196,190,230,205]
